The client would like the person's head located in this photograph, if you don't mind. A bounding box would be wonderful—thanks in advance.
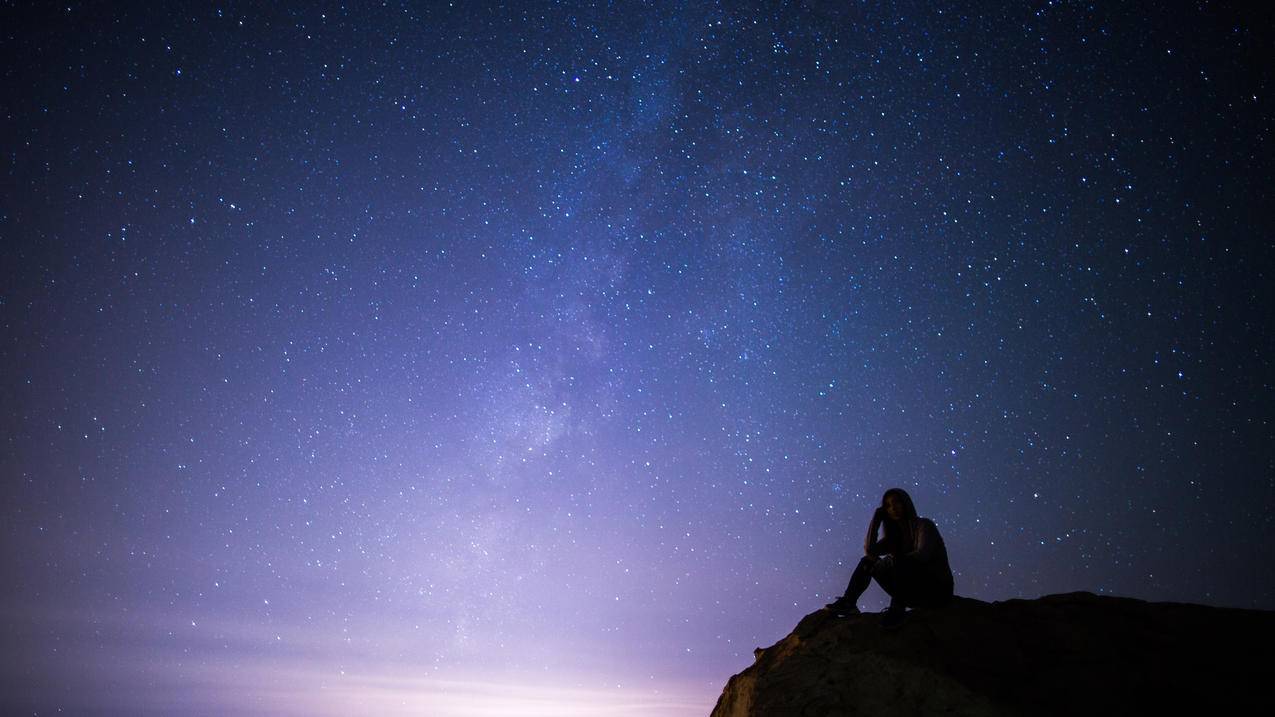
[881,488,918,522]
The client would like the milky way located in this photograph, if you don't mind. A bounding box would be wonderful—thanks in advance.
[2,2,1272,714]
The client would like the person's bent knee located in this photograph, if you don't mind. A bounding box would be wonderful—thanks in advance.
[869,559,893,577]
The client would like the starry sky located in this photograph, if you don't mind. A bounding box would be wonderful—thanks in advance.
[2,1,1272,715]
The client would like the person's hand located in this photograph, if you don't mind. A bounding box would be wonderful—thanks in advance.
[873,506,886,522]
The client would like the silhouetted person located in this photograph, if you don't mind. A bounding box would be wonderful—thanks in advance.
[826,488,953,628]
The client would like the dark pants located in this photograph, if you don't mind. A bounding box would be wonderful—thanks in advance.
[842,556,952,609]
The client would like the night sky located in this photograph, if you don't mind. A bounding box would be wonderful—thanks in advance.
[2,1,1273,715]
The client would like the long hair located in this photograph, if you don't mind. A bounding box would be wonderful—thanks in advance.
[880,487,920,553]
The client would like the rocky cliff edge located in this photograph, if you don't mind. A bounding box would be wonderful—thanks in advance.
[711,591,1275,716]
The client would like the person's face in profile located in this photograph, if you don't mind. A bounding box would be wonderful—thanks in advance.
[884,494,905,521]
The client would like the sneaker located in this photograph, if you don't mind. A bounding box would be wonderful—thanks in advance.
[881,606,906,630]
[824,598,860,615]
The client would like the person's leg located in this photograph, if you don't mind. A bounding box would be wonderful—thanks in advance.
[870,559,905,603]
[873,561,919,628]
[828,556,876,610]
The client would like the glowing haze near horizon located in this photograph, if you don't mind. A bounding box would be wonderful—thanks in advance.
[2,2,1272,714]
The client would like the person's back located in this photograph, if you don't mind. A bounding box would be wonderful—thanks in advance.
[907,516,953,599]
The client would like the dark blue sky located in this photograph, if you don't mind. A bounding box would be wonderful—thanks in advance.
[3,2,1272,714]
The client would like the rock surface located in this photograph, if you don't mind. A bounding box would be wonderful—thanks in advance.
[711,592,1275,716]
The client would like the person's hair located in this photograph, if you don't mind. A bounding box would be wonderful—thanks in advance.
[879,488,919,552]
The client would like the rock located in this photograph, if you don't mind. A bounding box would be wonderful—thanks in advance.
[710,592,1275,716]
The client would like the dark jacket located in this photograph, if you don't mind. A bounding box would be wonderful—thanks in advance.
[902,517,953,592]
[869,489,954,594]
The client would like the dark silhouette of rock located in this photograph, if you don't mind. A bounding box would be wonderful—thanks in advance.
[711,592,1275,716]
